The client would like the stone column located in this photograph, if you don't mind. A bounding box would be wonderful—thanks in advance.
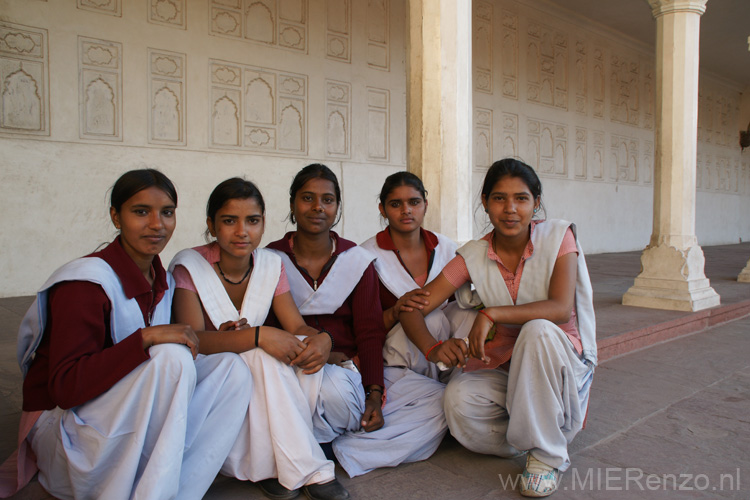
[739,259,750,282]
[623,0,720,311]
[406,0,473,242]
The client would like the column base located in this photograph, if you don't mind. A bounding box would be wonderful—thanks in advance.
[622,243,720,312]
[738,259,750,283]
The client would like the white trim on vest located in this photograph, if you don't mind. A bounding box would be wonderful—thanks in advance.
[361,232,457,300]
[17,257,174,377]
[268,246,375,316]
[455,219,597,366]
[169,247,281,328]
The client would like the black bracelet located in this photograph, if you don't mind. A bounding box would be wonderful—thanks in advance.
[255,325,260,347]
[319,329,334,349]
[366,387,383,399]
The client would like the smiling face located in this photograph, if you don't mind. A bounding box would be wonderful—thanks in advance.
[481,174,540,243]
[291,177,339,235]
[207,197,265,260]
[110,186,176,268]
[379,184,427,235]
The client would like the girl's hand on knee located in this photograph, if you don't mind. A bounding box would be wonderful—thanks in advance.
[141,324,200,359]
[361,389,384,432]
[468,312,493,363]
[428,338,468,368]
[258,330,307,365]
[291,331,332,374]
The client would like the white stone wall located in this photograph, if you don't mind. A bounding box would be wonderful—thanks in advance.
[469,0,750,253]
[1,0,748,296]
[0,0,405,296]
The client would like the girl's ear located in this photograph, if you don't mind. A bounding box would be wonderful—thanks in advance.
[378,203,386,219]
[110,207,120,229]
[206,217,216,238]
[481,194,488,213]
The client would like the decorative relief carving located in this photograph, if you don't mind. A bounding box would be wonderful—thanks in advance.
[574,127,586,178]
[592,131,604,179]
[149,0,186,29]
[501,12,518,99]
[610,54,639,126]
[209,59,307,153]
[210,0,307,53]
[643,141,653,184]
[593,48,604,119]
[325,80,350,157]
[79,37,122,141]
[610,134,638,182]
[474,108,492,169]
[575,41,587,115]
[502,112,517,157]
[473,2,492,94]
[643,67,653,129]
[149,49,185,145]
[527,118,567,176]
[78,0,121,17]
[526,23,567,110]
[367,0,389,71]
[367,88,389,161]
[0,22,49,136]
[326,0,350,63]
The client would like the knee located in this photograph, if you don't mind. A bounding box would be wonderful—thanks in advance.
[147,343,197,384]
[320,367,362,410]
[516,319,558,349]
[444,375,474,418]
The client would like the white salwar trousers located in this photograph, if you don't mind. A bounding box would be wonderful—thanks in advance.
[332,366,448,478]
[28,345,251,500]
[221,348,341,490]
[444,319,593,471]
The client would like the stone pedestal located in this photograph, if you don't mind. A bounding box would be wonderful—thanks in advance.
[623,0,719,311]
[405,0,473,242]
[738,258,750,282]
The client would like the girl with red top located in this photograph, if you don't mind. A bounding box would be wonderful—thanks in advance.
[399,159,598,497]
[266,164,447,479]
[3,170,251,500]
[170,178,349,500]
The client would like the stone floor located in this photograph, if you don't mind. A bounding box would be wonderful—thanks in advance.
[1,243,749,499]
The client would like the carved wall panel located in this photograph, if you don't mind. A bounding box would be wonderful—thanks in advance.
[326,0,350,63]
[326,80,350,157]
[643,140,653,184]
[526,22,567,110]
[149,0,186,29]
[574,128,586,179]
[367,88,389,161]
[502,112,518,158]
[209,59,307,153]
[501,13,517,99]
[610,54,639,127]
[473,2,492,94]
[610,134,638,182]
[527,118,567,177]
[474,108,492,169]
[79,37,122,141]
[593,48,604,118]
[148,49,185,145]
[78,0,121,17]
[643,67,653,129]
[210,0,307,53]
[592,131,604,179]
[574,40,586,115]
[0,22,49,136]
[367,0,389,71]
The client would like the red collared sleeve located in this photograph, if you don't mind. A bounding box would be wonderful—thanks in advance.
[22,281,149,411]
[350,263,386,388]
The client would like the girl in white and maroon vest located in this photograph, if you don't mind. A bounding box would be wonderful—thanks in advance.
[399,159,597,497]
